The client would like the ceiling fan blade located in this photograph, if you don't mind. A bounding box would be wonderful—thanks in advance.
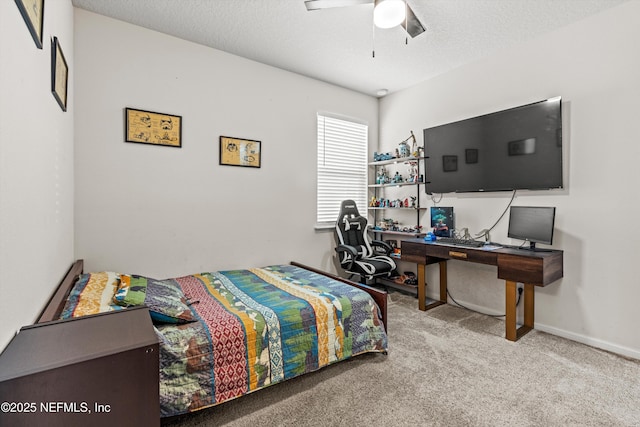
[305,0,373,11]
[402,3,426,38]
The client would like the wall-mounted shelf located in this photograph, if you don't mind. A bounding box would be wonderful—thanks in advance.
[368,182,421,188]
[371,229,425,238]
[377,277,418,295]
[368,155,426,239]
[368,156,423,166]
[368,206,426,211]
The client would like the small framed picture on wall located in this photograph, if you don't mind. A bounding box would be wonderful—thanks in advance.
[51,37,69,112]
[220,136,261,168]
[15,0,45,49]
[125,108,182,148]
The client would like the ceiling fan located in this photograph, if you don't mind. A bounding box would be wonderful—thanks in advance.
[304,0,426,38]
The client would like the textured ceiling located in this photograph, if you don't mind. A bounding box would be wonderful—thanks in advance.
[71,0,627,97]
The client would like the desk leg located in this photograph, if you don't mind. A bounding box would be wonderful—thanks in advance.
[505,281,517,341]
[417,263,426,311]
[523,283,534,330]
[439,261,447,303]
[417,261,447,312]
[505,280,534,341]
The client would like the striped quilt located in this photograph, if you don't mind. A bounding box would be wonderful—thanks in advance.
[155,265,388,417]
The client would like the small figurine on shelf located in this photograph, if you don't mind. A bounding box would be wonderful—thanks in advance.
[408,131,419,156]
[410,196,417,208]
[373,152,395,161]
[382,218,396,230]
[404,198,409,207]
[370,196,377,207]
[393,171,403,183]
[397,130,417,159]
[376,166,389,184]
[398,140,410,158]
[407,162,419,182]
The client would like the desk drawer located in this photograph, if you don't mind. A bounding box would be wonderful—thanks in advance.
[497,251,563,286]
[401,241,444,264]
[426,245,498,265]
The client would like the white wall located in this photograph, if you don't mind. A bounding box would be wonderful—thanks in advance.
[73,10,378,279]
[379,1,640,358]
[0,0,75,349]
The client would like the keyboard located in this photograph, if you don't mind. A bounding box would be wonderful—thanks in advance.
[436,237,485,248]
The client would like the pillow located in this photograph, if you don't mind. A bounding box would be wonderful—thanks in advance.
[60,272,125,319]
[113,275,195,324]
[112,275,146,306]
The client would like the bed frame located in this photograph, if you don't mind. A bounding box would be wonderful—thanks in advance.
[28,260,387,422]
[37,260,388,331]
[37,259,85,323]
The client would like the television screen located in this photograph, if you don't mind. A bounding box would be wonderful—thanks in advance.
[424,97,563,194]
[507,206,556,249]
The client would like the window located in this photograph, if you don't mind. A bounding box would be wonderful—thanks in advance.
[316,113,368,227]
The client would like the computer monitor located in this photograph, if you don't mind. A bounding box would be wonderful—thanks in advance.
[507,206,556,250]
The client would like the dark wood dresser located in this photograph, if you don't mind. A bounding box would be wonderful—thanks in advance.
[0,306,159,426]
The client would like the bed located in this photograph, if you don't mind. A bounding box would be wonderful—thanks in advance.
[37,260,388,418]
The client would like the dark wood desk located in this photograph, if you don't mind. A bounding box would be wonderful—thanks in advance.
[401,238,563,341]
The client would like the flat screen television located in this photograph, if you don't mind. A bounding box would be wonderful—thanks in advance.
[507,206,556,250]
[424,97,563,194]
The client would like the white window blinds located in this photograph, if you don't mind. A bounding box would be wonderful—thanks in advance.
[316,114,368,226]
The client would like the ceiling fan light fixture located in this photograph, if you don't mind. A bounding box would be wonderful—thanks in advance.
[373,0,406,29]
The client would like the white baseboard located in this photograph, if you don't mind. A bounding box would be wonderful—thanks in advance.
[431,295,640,360]
[534,322,640,361]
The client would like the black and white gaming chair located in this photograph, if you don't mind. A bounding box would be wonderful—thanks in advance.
[335,200,397,284]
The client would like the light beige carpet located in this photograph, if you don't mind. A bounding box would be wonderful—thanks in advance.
[162,292,640,427]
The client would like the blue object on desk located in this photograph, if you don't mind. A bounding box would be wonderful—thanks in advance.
[424,232,436,241]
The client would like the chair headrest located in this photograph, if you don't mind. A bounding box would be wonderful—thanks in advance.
[337,200,366,231]
[338,199,361,218]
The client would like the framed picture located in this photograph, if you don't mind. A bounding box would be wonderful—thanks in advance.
[125,108,182,148]
[15,0,44,49]
[430,206,454,238]
[442,155,458,172]
[465,148,478,164]
[220,136,261,168]
[51,37,68,112]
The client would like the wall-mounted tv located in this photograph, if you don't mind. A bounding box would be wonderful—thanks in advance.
[424,97,563,194]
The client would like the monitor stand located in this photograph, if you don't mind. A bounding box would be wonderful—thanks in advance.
[517,241,553,252]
